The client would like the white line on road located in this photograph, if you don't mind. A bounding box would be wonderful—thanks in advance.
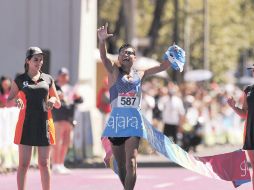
[183,176,201,182]
[153,183,174,188]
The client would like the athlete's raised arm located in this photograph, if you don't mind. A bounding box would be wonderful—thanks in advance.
[97,23,114,73]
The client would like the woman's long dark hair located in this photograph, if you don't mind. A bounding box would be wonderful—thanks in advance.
[24,55,33,73]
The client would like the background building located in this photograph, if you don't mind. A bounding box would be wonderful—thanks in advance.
[0,0,103,158]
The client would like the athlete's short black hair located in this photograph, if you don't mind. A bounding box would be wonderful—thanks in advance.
[118,44,136,55]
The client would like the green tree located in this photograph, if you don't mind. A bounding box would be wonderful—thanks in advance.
[97,0,254,83]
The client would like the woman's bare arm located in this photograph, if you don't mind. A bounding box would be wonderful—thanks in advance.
[227,93,248,119]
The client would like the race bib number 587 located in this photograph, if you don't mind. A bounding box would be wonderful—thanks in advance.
[117,93,140,108]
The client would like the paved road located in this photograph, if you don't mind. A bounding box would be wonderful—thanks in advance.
[0,167,251,190]
[0,144,249,189]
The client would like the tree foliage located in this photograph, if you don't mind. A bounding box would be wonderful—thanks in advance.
[97,0,254,83]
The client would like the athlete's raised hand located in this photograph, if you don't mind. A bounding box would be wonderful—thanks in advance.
[97,23,113,41]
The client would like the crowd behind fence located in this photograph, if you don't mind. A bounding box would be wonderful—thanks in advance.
[0,75,246,172]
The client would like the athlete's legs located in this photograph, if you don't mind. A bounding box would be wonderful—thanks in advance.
[17,145,32,190]
[59,121,72,164]
[111,143,126,187]
[52,121,72,165]
[247,150,254,190]
[124,137,140,190]
[51,121,61,165]
[38,146,51,190]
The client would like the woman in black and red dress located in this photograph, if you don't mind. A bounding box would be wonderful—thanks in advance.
[227,64,254,190]
[7,47,61,190]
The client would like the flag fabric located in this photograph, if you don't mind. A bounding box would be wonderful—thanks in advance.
[163,44,186,72]
[102,107,251,188]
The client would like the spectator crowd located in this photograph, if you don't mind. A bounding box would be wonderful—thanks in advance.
[0,73,246,173]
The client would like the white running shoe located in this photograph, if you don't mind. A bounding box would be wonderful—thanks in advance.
[59,164,71,174]
[52,164,71,175]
